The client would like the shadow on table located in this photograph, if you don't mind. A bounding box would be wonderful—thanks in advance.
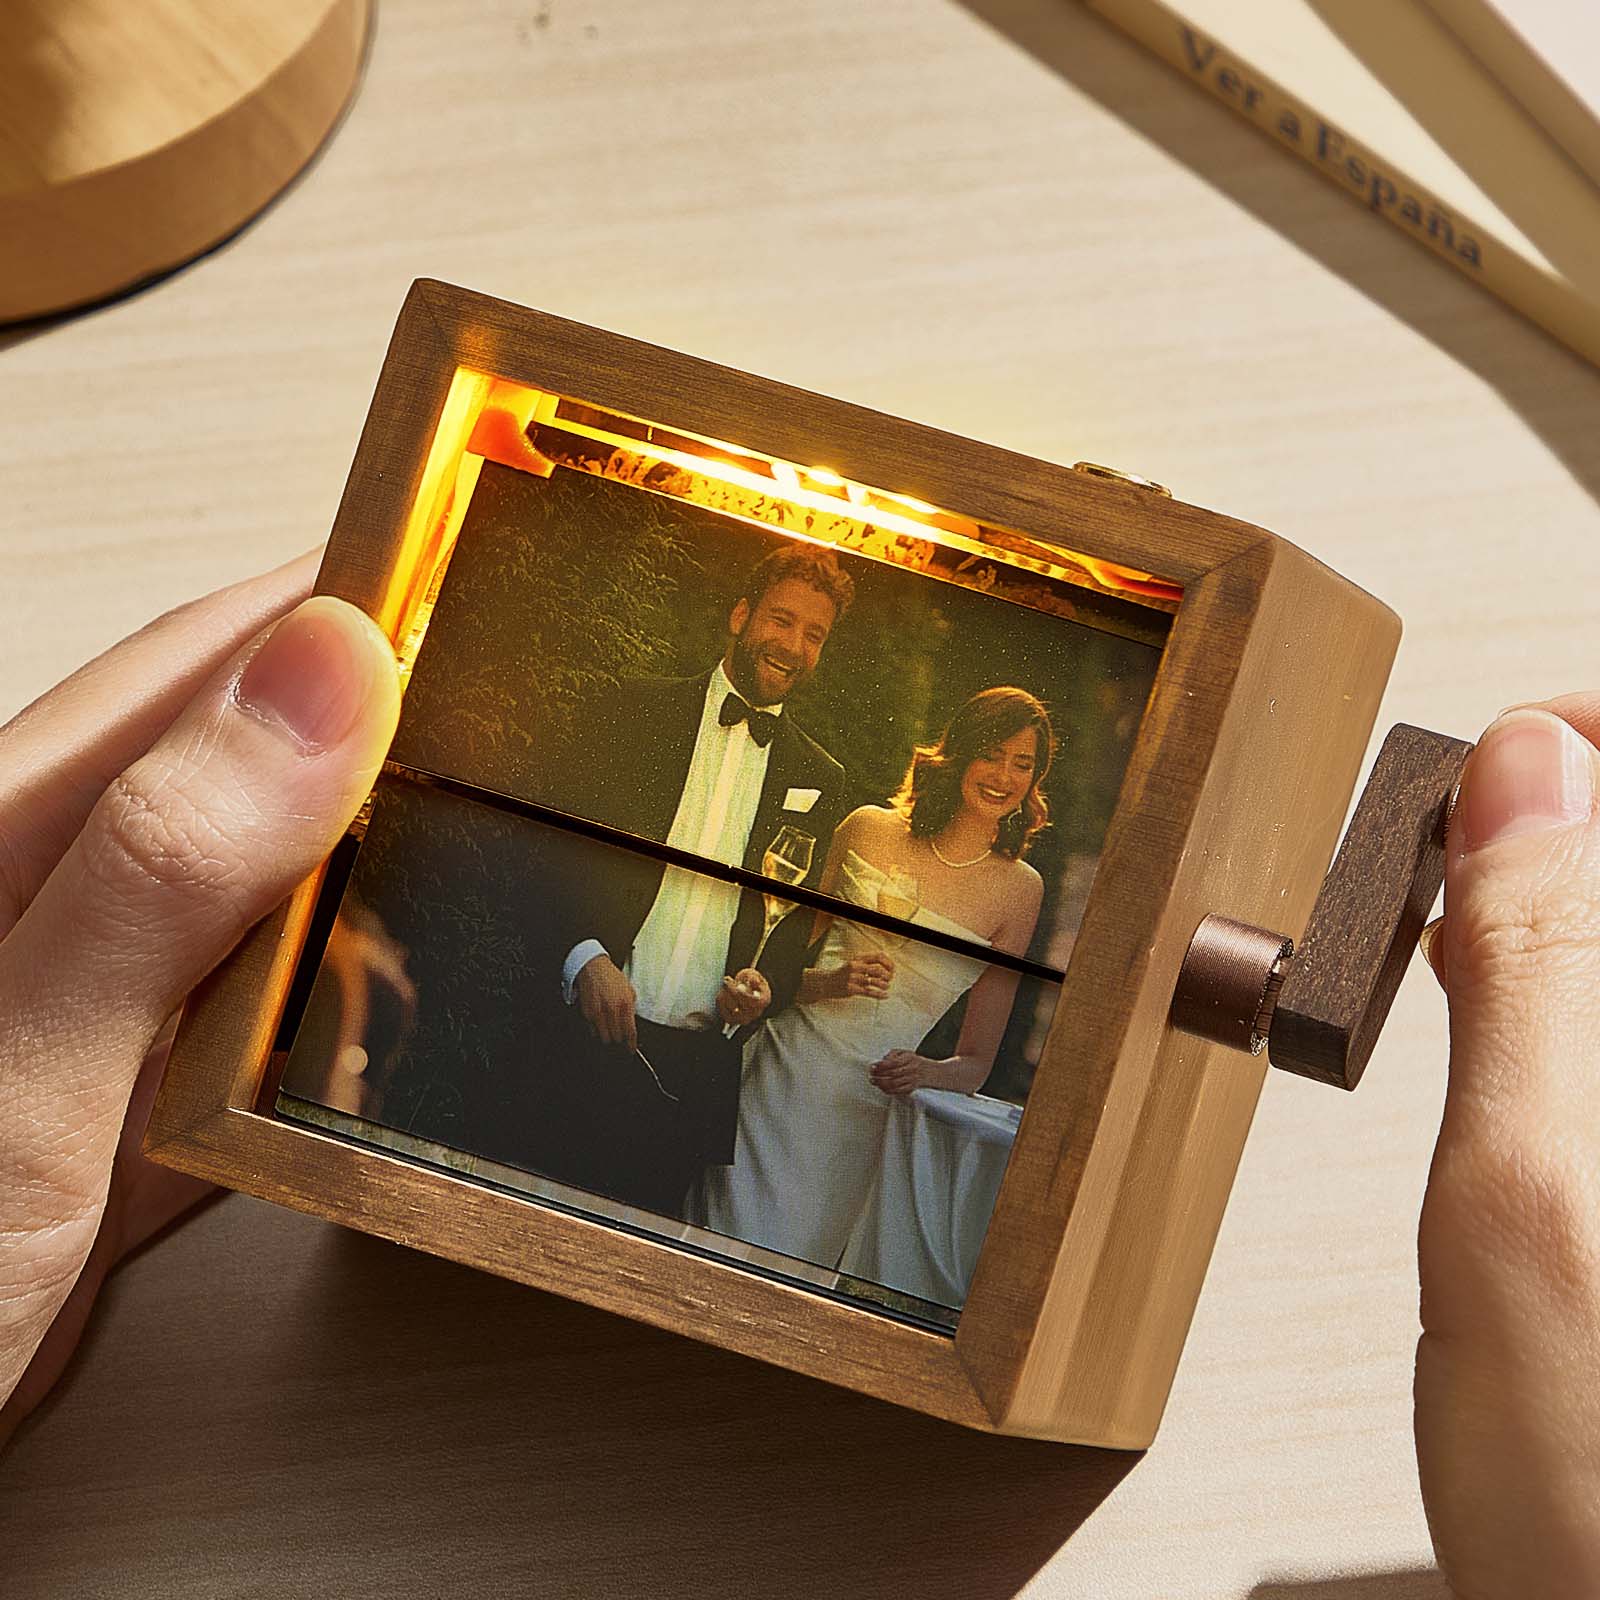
[287,1230,1134,1597]
[1304,0,1592,294]
[954,0,1600,511]
[261,1227,1131,1599]
[1250,1573,1449,1600]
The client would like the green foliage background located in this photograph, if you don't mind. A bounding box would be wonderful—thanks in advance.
[398,465,1156,856]
[359,463,1163,1116]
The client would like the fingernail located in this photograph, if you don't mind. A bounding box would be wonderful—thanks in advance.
[1458,708,1596,851]
[1418,915,1447,991]
[234,597,379,751]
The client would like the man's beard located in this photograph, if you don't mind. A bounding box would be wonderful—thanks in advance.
[727,629,805,706]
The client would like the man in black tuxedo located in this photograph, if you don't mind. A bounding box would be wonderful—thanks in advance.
[518,545,855,1216]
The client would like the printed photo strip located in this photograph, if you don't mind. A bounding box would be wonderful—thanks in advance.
[273,451,1169,1326]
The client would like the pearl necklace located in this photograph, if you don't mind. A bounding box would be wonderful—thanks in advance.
[931,836,993,869]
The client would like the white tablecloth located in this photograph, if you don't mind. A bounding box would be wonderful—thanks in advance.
[840,1089,1021,1310]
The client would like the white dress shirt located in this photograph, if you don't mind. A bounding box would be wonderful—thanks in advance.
[562,662,777,1030]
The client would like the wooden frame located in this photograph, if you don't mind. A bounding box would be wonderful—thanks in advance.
[146,279,1399,1448]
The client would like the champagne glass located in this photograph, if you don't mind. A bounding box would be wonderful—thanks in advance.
[868,868,918,996]
[876,865,919,929]
[757,825,815,966]
[722,825,814,1037]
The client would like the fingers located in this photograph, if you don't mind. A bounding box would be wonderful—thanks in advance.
[718,972,770,1027]
[581,973,637,1050]
[0,596,399,1242]
[1437,707,1600,1118]
[606,994,636,1050]
[1419,693,1600,1001]
[734,968,770,1012]
[582,991,619,1046]
[850,954,893,997]
[869,1059,914,1097]
[1414,704,1600,1591]
[716,976,744,1027]
[1521,691,1600,744]
[870,1049,915,1093]
[0,548,322,936]
[587,1009,617,1047]
[1,1029,218,1443]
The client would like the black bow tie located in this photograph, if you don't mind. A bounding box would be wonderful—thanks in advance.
[719,691,780,748]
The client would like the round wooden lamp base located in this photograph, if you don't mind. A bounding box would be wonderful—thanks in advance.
[0,0,371,324]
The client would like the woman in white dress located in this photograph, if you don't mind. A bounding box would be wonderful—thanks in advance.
[693,686,1053,1272]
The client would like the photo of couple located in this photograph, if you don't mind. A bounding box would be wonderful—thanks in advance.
[277,459,1168,1320]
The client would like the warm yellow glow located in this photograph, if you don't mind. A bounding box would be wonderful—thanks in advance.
[393,447,482,694]
[535,409,1179,605]
[383,375,564,690]
[386,366,1183,650]
[552,415,1025,564]
[879,488,938,515]
[381,366,493,650]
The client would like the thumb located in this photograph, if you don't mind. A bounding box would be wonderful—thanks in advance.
[1416,704,1600,1592]
[0,595,399,1232]
[1438,705,1600,1119]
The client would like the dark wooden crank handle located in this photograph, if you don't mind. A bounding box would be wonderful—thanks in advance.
[1169,723,1474,1089]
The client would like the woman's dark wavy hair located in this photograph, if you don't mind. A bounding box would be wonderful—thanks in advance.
[891,686,1056,860]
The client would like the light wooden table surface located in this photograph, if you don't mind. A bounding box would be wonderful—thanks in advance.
[3,2,1598,1595]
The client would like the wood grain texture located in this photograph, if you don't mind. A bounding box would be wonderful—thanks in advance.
[144,277,1396,1448]
[4,0,1600,1591]
[976,538,1397,1443]
[1271,724,1472,1089]
[0,0,369,321]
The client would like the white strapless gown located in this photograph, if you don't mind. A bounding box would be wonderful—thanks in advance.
[692,850,989,1274]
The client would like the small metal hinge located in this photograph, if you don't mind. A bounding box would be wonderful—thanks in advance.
[1071,462,1172,497]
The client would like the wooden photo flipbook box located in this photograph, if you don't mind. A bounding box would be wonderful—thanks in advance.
[147,280,1467,1450]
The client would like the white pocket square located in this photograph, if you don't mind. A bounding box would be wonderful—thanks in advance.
[783,787,821,813]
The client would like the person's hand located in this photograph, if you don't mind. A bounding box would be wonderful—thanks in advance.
[575,953,638,1051]
[1415,698,1600,1596]
[829,952,895,1001]
[870,1048,933,1097]
[0,552,400,1444]
[716,967,771,1028]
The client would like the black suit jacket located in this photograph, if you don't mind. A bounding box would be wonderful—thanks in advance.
[547,671,848,1009]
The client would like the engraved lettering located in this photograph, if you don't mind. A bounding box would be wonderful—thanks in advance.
[1276,104,1477,268]
[1180,27,1217,72]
